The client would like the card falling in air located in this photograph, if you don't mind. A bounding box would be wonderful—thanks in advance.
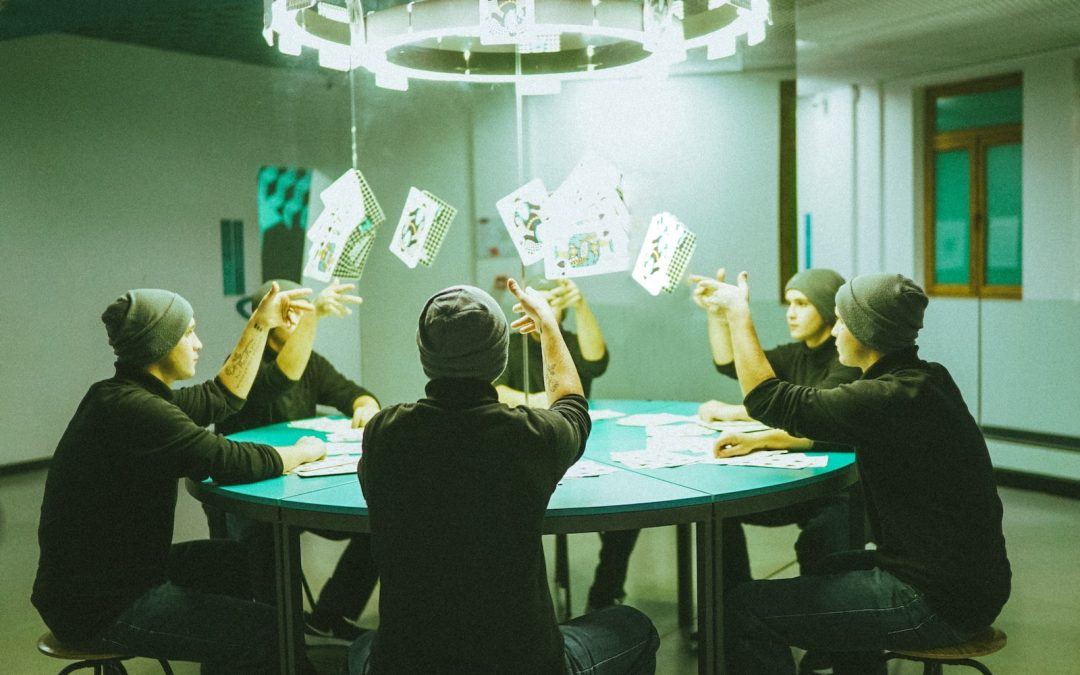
[632,212,697,295]
[479,0,535,45]
[389,187,458,269]
[496,178,548,266]
[304,169,385,282]
[542,153,632,279]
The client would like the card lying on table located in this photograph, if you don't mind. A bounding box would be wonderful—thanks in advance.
[293,456,360,478]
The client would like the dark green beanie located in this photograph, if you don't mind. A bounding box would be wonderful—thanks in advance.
[835,273,928,353]
[251,279,303,314]
[101,289,194,367]
[785,268,846,325]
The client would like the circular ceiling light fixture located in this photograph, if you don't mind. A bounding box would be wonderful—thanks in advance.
[266,0,771,88]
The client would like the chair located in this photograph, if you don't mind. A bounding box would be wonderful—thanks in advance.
[881,626,1006,674]
[37,632,174,675]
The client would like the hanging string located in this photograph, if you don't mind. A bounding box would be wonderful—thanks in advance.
[514,48,532,406]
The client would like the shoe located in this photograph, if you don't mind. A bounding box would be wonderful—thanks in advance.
[797,649,833,675]
[304,611,366,645]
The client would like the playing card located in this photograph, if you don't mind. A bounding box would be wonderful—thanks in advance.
[496,178,548,266]
[632,212,697,295]
[479,0,535,45]
[389,187,458,268]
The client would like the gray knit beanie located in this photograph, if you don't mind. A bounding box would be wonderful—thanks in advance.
[785,268,846,325]
[417,285,509,382]
[101,289,194,367]
[835,274,928,353]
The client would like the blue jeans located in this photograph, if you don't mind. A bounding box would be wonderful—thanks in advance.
[88,540,279,675]
[347,605,660,675]
[725,560,978,675]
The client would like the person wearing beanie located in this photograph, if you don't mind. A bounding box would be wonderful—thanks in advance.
[213,278,382,646]
[492,278,626,614]
[33,284,327,675]
[692,267,861,670]
[697,272,1010,675]
[349,280,660,675]
[495,278,609,408]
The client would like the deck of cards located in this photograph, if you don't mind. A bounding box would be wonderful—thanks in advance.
[304,169,385,282]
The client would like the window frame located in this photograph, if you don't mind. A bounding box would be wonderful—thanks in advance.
[923,73,1023,299]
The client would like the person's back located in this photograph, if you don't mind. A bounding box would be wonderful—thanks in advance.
[351,281,658,675]
[362,381,587,672]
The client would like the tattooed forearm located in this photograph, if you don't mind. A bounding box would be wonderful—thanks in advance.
[224,337,257,376]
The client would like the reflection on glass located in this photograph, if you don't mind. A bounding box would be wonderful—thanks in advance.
[934,149,970,285]
[985,142,1022,286]
[934,86,1021,133]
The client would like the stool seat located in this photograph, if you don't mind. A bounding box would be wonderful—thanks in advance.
[893,626,1007,660]
[37,632,127,661]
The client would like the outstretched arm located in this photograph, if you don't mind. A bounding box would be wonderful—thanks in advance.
[507,278,584,403]
[691,268,735,367]
[276,279,362,381]
[219,283,315,398]
[695,271,776,396]
[549,280,605,361]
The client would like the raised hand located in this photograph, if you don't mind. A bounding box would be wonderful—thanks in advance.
[253,282,315,330]
[546,279,584,313]
[694,270,750,315]
[508,277,557,335]
[316,279,363,319]
[689,268,727,311]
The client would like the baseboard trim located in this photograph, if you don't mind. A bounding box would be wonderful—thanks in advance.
[0,458,51,477]
[982,425,1080,452]
[995,467,1080,500]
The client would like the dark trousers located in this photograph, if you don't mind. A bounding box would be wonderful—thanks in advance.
[347,604,660,675]
[588,529,641,607]
[225,511,379,621]
[89,540,277,675]
[722,493,851,590]
[725,561,978,674]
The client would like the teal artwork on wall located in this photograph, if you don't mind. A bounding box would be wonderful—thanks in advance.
[258,166,312,282]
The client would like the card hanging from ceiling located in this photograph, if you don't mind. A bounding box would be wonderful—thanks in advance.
[632,212,697,295]
[496,178,548,266]
[304,169,385,282]
[479,0,534,44]
[542,153,632,279]
[389,187,458,268]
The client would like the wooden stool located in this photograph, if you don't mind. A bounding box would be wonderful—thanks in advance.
[37,632,174,675]
[882,626,1006,674]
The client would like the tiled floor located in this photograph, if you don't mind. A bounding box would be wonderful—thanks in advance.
[3,468,1076,674]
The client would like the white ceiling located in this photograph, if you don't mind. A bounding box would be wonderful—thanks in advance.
[797,0,1080,82]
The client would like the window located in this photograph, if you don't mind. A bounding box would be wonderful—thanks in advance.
[924,74,1022,298]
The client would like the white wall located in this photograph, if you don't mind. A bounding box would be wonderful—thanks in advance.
[470,74,793,402]
[0,34,789,465]
[0,35,354,465]
[800,46,1080,480]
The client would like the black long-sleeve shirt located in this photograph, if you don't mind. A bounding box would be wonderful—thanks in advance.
[718,337,860,452]
[358,379,591,674]
[216,346,377,434]
[744,347,1011,629]
[33,367,283,643]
